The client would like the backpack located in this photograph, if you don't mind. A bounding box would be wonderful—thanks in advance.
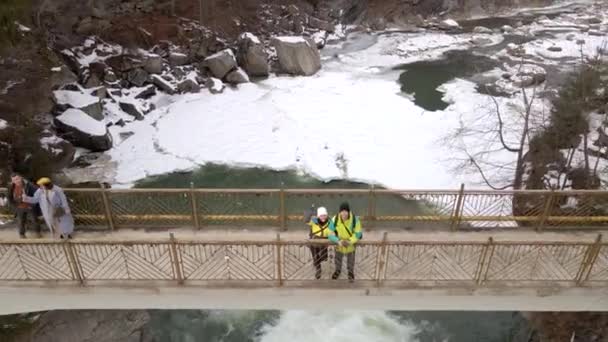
[333,214,362,239]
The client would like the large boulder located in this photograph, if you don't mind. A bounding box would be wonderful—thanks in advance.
[308,17,334,32]
[105,55,143,72]
[54,109,112,152]
[126,68,149,87]
[203,49,237,79]
[439,19,460,30]
[205,78,225,94]
[151,75,176,94]
[169,52,189,66]
[473,26,493,34]
[177,79,201,93]
[119,102,144,120]
[143,55,163,74]
[134,85,156,99]
[226,68,250,84]
[52,90,104,120]
[271,36,321,76]
[236,33,270,77]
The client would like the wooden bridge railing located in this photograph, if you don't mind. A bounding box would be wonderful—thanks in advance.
[0,234,605,286]
[1,187,608,230]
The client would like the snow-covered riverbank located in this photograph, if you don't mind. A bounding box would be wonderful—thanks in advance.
[68,0,608,189]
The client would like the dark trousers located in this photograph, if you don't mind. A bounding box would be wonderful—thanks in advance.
[333,250,356,280]
[309,245,328,279]
[16,208,41,236]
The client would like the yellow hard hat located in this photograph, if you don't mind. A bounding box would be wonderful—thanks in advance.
[36,177,52,186]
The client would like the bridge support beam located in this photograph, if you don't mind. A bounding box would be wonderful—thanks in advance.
[1,284,607,315]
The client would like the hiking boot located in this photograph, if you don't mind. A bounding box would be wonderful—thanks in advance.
[331,272,340,280]
[315,270,322,280]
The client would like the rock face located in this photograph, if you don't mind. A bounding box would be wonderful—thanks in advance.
[236,33,269,77]
[226,68,250,84]
[52,90,104,120]
[54,109,112,152]
[203,49,238,79]
[271,36,321,76]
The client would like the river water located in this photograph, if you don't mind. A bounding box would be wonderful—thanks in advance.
[126,310,532,342]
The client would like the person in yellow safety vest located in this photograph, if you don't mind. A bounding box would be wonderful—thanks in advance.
[308,207,333,279]
[329,202,362,282]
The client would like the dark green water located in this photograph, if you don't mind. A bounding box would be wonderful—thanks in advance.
[134,164,441,229]
[396,50,498,111]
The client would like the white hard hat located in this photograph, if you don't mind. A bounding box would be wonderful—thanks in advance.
[317,207,328,217]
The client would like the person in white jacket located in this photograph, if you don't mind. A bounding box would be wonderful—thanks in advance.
[22,177,74,239]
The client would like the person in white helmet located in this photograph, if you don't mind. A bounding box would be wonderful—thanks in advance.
[307,206,333,279]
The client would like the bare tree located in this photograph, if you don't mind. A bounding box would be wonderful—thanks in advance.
[443,62,546,190]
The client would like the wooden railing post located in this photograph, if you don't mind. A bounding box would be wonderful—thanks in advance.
[100,184,115,231]
[376,232,389,286]
[537,191,555,231]
[64,241,84,285]
[475,237,494,285]
[169,233,184,285]
[367,184,376,225]
[450,184,465,231]
[279,188,287,231]
[190,183,200,229]
[276,233,283,286]
[576,234,602,285]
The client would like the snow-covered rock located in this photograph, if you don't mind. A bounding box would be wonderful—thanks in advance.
[501,25,515,33]
[205,78,225,94]
[54,109,112,151]
[143,55,163,74]
[226,68,250,84]
[473,26,493,34]
[169,52,189,66]
[439,19,460,30]
[177,79,200,93]
[151,75,176,94]
[203,49,237,79]
[119,102,144,120]
[52,90,104,120]
[308,17,334,32]
[271,36,321,76]
[133,85,156,99]
[0,119,7,130]
[513,64,547,87]
[126,68,149,87]
[236,33,269,77]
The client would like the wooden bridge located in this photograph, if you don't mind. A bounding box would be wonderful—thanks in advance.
[0,187,607,313]
[2,186,608,230]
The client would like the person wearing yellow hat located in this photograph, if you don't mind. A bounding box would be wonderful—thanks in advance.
[22,177,74,239]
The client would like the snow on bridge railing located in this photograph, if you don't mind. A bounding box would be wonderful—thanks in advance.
[1,187,608,230]
[0,234,605,286]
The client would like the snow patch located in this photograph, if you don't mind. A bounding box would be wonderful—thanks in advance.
[53,90,99,108]
[15,21,31,32]
[241,32,261,44]
[0,119,7,130]
[275,36,307,44]
[56,109,107,136]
